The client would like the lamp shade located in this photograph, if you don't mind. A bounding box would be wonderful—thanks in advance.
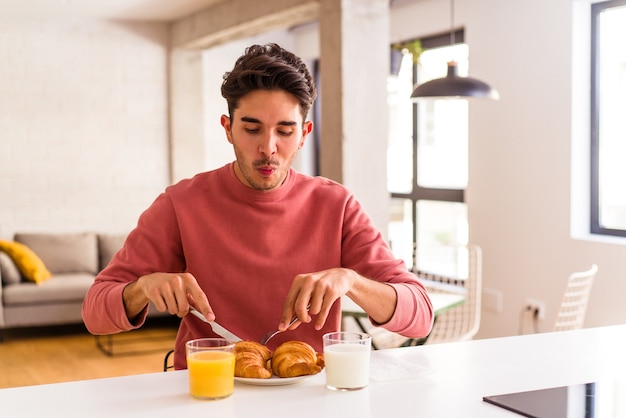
[410,61,499,100]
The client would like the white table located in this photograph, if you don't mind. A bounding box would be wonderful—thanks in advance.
[2,325,626,417]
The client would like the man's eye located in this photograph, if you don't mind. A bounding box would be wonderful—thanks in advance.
[245,128,259,133]
[278,131,293,136]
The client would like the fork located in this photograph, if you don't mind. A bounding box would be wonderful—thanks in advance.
[259,315,300,345]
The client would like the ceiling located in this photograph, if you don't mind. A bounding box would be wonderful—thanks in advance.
[0,0,227,21]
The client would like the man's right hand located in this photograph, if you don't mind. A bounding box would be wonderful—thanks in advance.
[122,272,214,322]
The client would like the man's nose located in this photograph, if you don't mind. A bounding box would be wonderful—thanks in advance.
[258,132,278,155]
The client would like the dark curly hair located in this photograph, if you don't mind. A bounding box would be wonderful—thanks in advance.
[221,43,317,123]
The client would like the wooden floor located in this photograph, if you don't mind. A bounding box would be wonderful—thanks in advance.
[0,317,179,389]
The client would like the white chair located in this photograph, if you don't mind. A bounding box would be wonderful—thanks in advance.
[418,244,482,344]
[342,244,482,348]
[552,264,597,332]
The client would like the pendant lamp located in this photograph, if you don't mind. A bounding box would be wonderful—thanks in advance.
[410,0,499,100]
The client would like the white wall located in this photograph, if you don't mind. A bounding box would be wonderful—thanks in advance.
[391,0,626,339]
[0,18,170,238]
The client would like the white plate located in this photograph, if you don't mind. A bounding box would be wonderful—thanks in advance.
[235,375,313,386]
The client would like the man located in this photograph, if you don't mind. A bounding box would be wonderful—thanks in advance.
[82,43,433,370]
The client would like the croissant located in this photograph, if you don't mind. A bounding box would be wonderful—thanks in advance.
[271,341,324,378]
[234,341,272,379]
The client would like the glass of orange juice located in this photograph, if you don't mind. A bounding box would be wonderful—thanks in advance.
[186,338,236,400]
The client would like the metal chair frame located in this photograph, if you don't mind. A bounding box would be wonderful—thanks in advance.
[163,349,175,372]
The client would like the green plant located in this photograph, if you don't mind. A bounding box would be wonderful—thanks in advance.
[391,39,423,64]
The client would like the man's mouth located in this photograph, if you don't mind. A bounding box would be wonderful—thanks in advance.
[257,166,275,177]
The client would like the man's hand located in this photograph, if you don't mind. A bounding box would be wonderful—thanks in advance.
[279,268,398,332]
[122,272,214,322]
[279,268,357,331]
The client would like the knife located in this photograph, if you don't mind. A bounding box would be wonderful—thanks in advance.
[189,306,243,342]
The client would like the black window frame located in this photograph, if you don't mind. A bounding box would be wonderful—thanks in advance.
[590,0,626,238]
[390,29,466,247]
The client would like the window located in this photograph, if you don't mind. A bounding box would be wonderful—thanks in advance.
[387,32,468,273]
[591,0,626,237]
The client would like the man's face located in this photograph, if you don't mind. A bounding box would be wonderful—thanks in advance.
[221,90,313,191]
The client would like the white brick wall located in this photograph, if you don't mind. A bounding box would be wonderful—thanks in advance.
[0,18,170,238]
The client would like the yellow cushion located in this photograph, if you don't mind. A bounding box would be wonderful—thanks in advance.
[0,240,52,284]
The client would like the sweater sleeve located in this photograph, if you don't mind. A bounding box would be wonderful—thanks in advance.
[341,194,434,338]
[377,281,434,338]
[82,191,185,335]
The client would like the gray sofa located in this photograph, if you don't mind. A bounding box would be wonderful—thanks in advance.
[0,232,126,340]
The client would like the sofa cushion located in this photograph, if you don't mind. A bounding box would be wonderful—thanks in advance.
[98,234,126,270]
[15,233,99,275]
[0,240,52,284]
[0,250,23,285]
[2,273,95,305]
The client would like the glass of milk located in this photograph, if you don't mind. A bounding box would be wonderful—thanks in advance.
[322,332,371,391]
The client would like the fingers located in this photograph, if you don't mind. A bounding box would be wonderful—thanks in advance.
[279,291,297,331]
[280,269,349,331]
[187,287,215,322]
[139,272,213,320]
[160,275,186,316]
[279,275,316,328]
[313,299,333,331]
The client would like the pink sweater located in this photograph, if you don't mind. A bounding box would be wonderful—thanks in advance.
[82,163,433,369]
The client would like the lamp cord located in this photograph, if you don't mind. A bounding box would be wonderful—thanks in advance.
[450,0,455,46]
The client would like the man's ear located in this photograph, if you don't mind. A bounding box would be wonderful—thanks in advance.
[299,120,314,149]
[221,114,233,144]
